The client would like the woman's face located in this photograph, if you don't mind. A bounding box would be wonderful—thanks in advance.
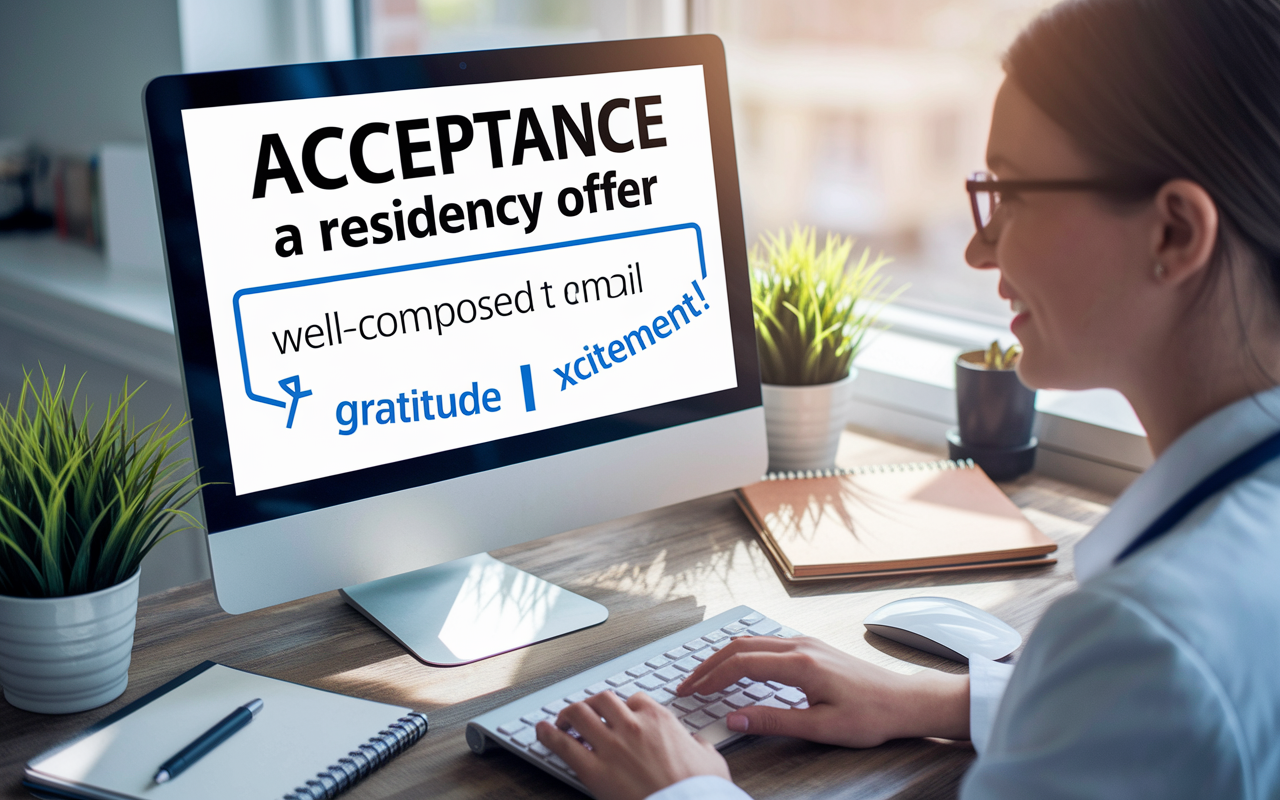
[966,80,1160,391]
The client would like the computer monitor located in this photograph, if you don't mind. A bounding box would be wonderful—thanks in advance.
[144,35,765,665]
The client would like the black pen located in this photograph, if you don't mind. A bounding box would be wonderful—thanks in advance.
[153,698,264,784]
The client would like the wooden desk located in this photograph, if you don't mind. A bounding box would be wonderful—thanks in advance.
[0,430,1114,799]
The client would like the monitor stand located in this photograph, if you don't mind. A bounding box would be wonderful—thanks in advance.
[339,553,608,666]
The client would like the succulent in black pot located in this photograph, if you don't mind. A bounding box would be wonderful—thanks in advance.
[946,341,1038,481]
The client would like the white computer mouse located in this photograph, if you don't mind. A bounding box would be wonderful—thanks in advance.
[863,596,1022,664]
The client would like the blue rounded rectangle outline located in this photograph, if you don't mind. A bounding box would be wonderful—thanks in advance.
[231,222,707,409]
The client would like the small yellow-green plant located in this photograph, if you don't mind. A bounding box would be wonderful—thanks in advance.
[750,225,901,385]
[983,340,1022,370]
[0,370,206,598]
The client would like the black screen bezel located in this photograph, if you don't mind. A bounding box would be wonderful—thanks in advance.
[144,35,761,533]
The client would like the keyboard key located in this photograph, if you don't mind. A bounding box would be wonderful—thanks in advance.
[748,619,782,636]
[744,684,774,701]
[683,639,708,652]
[512,728,539,747]
[606,672,631,687]
[694,691,723,703]
[636,675,666,691]
[498,721,526,735]
[683,710,716,729]
[521,712,550,726]
[586,682,610,696]
[673,696,705,713]
[626,664,652,678]
[702,630,728,643]
[721,623,747,634]
[756,696,790,710]
[692,651,713,662]
[682,718,702,734]
[765,681,786,690]
[565,690,590,704]
[645,656,672,669]
[548,754,570,771]
[723,692,754,708]
[777,627,802,638]
[530,741,552,758]
[654,667,682,682]
[710,641,729,651]
[652,688,679,705]
[739,612,764,625]
[694,716,736,747]
[737,677,753,687]
[665,648,688,660]
[673,656,701,672]
[704,701,734,719]
[542,699,570,715]
[776,687,806,706]
[616,683,643,699]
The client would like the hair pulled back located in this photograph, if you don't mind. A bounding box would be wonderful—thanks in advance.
[1006,0,1280,302]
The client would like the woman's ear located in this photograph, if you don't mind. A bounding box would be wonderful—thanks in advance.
[1152,179,1219,283]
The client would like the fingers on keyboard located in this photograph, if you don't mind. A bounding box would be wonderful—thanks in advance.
[490,611,805,788]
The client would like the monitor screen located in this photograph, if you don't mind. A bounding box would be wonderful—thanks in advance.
[147,37,760,536]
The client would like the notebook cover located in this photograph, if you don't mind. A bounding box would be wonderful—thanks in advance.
[736,493,1056,581]
[737,462,1057,579]
[23,662,424,800]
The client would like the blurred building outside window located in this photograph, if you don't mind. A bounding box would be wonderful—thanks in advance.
[179,0,1057,324]
[360,0,1056,324]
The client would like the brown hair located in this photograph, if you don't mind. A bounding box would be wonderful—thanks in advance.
[1005,0,1280,302]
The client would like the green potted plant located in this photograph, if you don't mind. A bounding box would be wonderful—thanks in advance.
[751,225,900,472]
[947,341,1038,481]
[0,370,204,713]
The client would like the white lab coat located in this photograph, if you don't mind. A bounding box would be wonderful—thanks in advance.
[651,386,1280,800]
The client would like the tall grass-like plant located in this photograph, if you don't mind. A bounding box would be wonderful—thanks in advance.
[0,370,205,598]
[750,225,901,385]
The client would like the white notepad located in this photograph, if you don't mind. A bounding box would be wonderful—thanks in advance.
[24,662,426,800]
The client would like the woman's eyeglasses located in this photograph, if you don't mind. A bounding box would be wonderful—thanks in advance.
[966,170,1160,242]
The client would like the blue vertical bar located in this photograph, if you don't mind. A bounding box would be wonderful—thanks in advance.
[520,364,536,411]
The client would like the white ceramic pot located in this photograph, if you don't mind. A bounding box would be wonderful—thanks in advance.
[0,570,139,714]
[761,370,858,473]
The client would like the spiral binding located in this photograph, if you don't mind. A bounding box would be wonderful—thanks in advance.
[282,711,429,800]
[762,458,975,482]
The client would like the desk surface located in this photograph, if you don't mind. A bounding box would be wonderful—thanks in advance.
[0,430,1114,799]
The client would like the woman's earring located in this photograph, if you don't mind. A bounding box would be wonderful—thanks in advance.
[1154,262,1167,280]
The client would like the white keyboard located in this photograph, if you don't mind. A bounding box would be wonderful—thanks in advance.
[465,606,808,794]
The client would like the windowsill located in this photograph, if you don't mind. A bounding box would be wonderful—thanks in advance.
[0,233,180,385]
[851,310,1151,494]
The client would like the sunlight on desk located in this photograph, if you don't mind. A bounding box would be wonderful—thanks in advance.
[438,556,566,661]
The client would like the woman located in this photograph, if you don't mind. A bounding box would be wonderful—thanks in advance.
[535,0,1280,796]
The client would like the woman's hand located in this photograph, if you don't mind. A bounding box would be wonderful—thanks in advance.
[536,689,730,800]
[677,636,970,747]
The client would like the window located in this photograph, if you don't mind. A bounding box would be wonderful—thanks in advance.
[361,0,683,57]
[694,0,1056,322]
[180,0,1147,490]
